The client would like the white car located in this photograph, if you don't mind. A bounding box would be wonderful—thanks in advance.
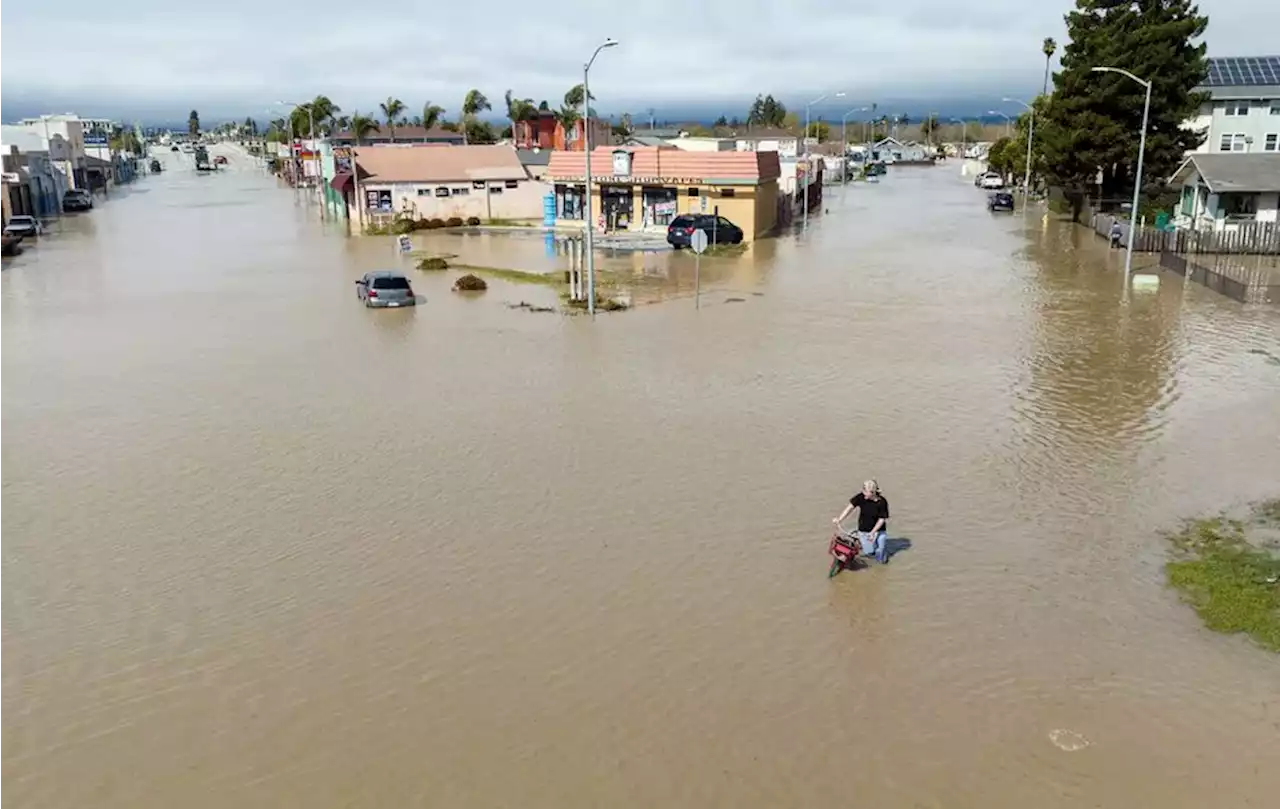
[979,173,1006,189]
[3,215,43,238]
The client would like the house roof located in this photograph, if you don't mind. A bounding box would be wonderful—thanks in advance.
[1170,153,1280,193]
[331,125,462,142]
[873,137,908,148]
[547,146,781,183]
[353,144,528,183]
[735,128,798,141]
[516,148,552,166]
[624,135,671,147]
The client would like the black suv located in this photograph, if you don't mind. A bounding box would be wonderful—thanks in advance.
[667,214,744,249]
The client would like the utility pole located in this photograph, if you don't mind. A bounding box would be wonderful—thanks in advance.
[582,38,619,318]
[804,92,844,229]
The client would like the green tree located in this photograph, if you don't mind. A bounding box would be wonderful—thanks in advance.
[713,115,728,127]
[309,96,341,134]
[380,97,406,141]
[464,119,498,144]
[348,113,381,145]
[422,102,445,131]
[188,110,200,136]
[1042,37,1057,96]
[503,90,537,138]
[986,136,1016,177]
[563,83,594,109]
[805,120,831,142]
[461,90,491,144]
[1039,0,1209,219]
[243,117,258,136]
[746,94,787,127]
[919,114,940,142]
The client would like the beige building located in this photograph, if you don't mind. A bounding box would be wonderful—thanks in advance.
[345,145,549,229]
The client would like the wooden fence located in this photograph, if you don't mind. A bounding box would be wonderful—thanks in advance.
[1159,250,1280,304]
[1092,214,1280,255]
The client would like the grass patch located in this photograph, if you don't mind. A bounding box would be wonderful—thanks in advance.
[416,257,449,271]
[454,264,559,285]
[1165,502,1280,652]
[562,295,630,312]
[485,218,538,228]
[701,242,748,257]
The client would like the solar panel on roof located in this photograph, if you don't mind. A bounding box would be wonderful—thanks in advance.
[1204,56,1280,86]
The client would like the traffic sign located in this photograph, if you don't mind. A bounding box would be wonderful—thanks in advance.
[690,229,709,254]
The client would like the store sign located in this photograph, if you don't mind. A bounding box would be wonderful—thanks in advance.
[1,172,20,183]
[555,176,707,185]
[654,201,676,215]
[333,147,352,159]
[611,150,632,177]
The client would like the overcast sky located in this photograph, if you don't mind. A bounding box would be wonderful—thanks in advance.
[2,1,1277,120]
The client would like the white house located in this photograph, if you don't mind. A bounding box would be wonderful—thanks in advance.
[1169,153,1280,229]
[870,137,930,163]
[666,136,735,152]
[1186,56,1280,154]
[735,130,801,159]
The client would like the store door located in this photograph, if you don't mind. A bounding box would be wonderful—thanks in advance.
[602,185,634,231]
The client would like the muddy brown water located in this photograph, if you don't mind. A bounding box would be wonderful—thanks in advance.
[5,147,1280,808]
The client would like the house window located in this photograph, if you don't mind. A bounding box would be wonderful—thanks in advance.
[416,188,432,196]
[687,187,699,197]
[1270,105,1280,116]
[434,187,450,198]
[719,188,736,197]
[489,186,503,194]
[452,187,470,196]
[1265,134,1278,152]
[1223,102,1249,116]
[505,179,519,189]
[1218,133,1247,152]
[472,180,485,190]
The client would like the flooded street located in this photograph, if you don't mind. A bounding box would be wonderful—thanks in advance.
[5,146,1280,808]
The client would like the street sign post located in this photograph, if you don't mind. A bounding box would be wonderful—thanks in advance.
[690,228,708,310]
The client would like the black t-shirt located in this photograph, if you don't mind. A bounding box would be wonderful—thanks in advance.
[850,492,889,533]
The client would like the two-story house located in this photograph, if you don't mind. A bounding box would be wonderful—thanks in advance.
[1188,56,1280,154]
[513,112,612,152]
[13,115,88,189]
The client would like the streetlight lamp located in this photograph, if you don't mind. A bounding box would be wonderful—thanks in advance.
[1002,97,1036,207]
[987,109,1013,137]
[841,106,869,184]
[279,100,323,218]
[582,37,618,318]
[804,91,844,228]
[950,118,968,160]
[1092,66,1153,283]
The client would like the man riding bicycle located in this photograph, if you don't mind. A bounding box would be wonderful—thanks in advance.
[833,479,890,564]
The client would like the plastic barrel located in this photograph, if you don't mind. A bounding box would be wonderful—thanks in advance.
[543,193,556,227]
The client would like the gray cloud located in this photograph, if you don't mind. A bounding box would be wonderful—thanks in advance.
[2,1,1276,116]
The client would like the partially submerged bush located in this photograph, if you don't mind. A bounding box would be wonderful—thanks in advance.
[425,218,446,230]
[466,216,481,226]
[391,218,418,234]
[453,273,488,291]
[417,256,449,271]
[445,216,464,228]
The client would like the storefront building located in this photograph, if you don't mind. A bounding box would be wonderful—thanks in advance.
[546,146,781,239]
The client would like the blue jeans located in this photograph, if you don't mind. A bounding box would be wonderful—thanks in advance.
[857,531,888,562]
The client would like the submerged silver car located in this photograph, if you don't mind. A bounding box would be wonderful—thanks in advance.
[355,271,417,308]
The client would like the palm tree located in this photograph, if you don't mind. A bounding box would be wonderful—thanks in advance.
[461,90,491,145]
[380,97,406,142]
[422,102,445,131]
[348,112,381,146]
[310,95,341,134]
[333,115,351,134]
[1042,38,1057,96]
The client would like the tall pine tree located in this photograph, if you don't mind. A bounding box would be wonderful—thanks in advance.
[1039,0,1208,219]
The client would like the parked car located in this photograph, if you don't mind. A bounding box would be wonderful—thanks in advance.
[170,145,180,152]
[355,271,416,308]
[63,189,94,211]
[977,172,1005,190]
[987,192,1015,212]
[4,215,43,238]
[667,214,744,249]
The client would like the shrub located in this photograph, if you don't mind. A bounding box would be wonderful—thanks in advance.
[391,218,417,234]
[453,273,488,291]
[466,216,481,226]
[416,257,449,271]
[445,216,464,228]
[425,218,446,229]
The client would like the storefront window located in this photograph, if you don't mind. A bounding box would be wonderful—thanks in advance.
[366,188,392,211]
[642,186,677,227]
[602,185,634,231]
[556,184,585,220]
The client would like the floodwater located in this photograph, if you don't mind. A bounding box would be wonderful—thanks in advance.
[4,146,1280,808]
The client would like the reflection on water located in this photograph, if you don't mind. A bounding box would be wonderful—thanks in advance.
[4,149,1280,808]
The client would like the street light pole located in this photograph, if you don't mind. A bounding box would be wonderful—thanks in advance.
[582,38,618,318]
[804,91,844,229]
[841,106,869,185]
[950,118,968,160]
[1003,97,1036,207]
[279,101,324,218]
[1092,66,1152,283]
[987,109,1013,138]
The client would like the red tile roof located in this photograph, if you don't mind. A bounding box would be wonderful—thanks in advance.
[547,146,780,183]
